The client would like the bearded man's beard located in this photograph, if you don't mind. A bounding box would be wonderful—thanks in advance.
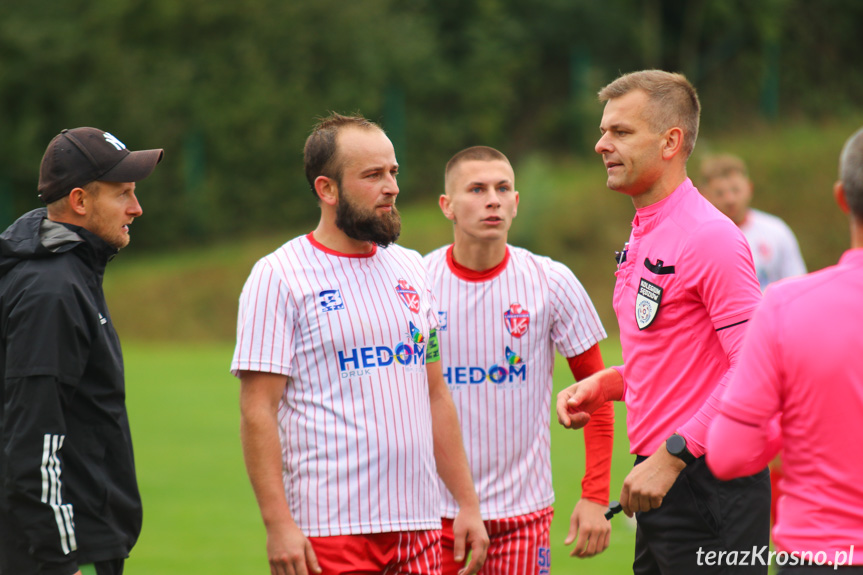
[335,187,401,247]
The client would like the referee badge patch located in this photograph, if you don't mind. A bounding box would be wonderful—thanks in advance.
[635,278,663,330]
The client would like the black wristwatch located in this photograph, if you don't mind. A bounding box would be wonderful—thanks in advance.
[666,433,695,465]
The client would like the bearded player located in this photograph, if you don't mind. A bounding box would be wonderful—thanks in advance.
[424,146,614,574]
[232,114,488,575]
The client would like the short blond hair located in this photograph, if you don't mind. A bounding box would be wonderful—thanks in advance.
[445,146,511,182]
[700,154,749,184]
[599,70,701,159]
[46,180,101,218]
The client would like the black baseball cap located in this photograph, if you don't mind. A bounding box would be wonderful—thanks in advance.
[38,127,164,204]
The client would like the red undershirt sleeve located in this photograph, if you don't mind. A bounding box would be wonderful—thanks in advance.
[567,344,614,506]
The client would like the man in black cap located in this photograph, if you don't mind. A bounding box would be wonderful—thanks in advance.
[0,127,163,575]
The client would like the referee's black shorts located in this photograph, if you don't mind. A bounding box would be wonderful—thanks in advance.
[633,455,770,575]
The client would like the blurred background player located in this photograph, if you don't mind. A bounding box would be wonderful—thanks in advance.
[557,70,770,574]
[425,146,614,574]
[232,113,488,575]
[700,153,806,290]
[700,152,807,526]
[706,126,863,573]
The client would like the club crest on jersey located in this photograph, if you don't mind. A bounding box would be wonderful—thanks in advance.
[437,311,448,331]
[504,303,530,338]
[395,279,421,313]
[319,289,345,312]
[635,278,663,330]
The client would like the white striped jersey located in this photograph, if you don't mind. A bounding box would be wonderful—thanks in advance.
[232,233,441,537]
[740,208,807,290]
[424,245,606,520]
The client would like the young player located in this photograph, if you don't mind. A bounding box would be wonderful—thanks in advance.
[700,153,807,290]
[557,70,770,574]
[707,126,863,573]
[425,146,614,574]
[232,113,488,575]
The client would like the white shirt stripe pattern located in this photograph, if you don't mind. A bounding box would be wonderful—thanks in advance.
[232,235,441,536]
[40,433,77,555]
[424,245,606,520]
[740,208,807,290]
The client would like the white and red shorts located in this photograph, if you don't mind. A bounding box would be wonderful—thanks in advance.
[308,530,442,574]
[441,506,553,575]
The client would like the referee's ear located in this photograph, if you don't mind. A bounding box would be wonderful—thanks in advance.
[661,126,685,161]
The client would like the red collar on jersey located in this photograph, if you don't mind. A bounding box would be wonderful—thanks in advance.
[446,244,510,282]
[306,232,378,258]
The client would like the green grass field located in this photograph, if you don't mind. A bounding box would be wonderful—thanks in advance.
[123,339,636,574]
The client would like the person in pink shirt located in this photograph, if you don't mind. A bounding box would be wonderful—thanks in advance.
[700,152,808,529]
[706,128,863,574]
[556,70,769,574]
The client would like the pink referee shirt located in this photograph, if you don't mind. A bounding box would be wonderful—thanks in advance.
[232,233,441,537]
[708,249,863,563]
[613,179,761,457]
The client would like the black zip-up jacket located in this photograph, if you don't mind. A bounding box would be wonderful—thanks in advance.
[0,208,141,575]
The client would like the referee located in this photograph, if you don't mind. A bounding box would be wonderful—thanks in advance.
[557,70,770,574]
[707,127,863,573]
